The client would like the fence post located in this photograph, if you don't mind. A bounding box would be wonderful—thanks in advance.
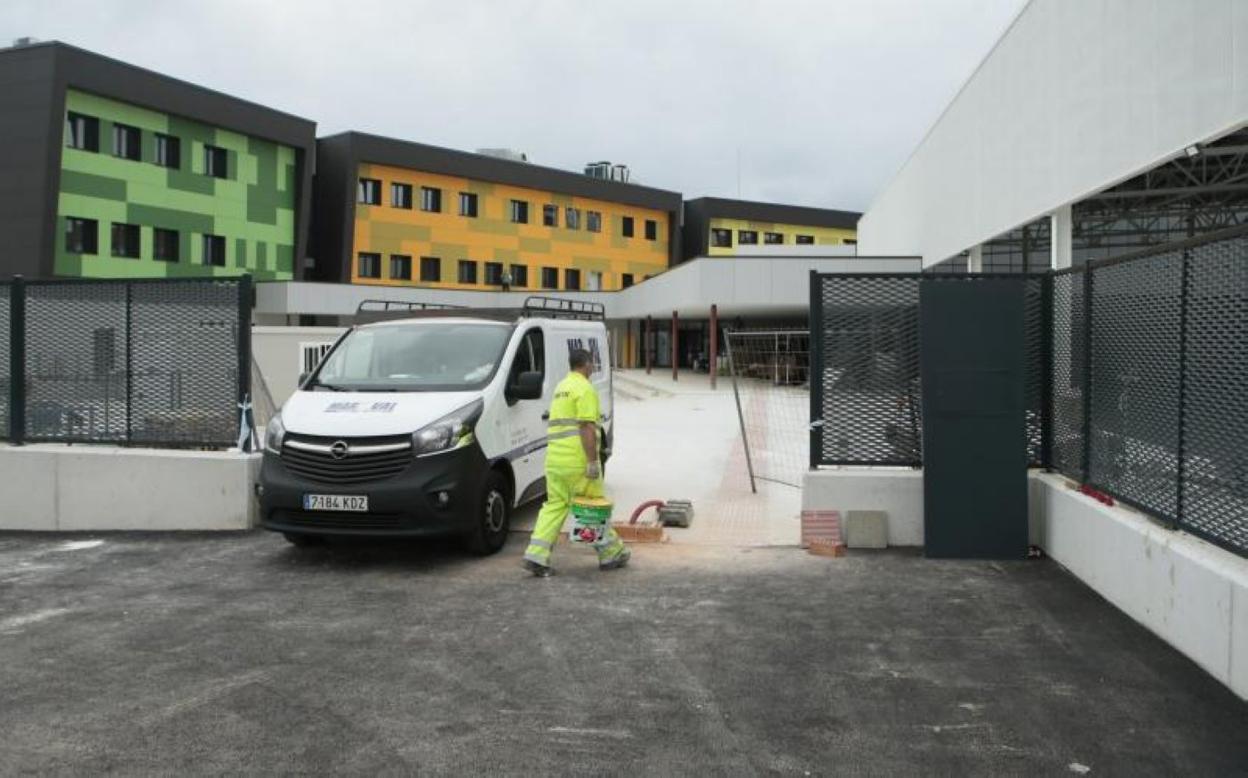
[1173,246,1191,529]
[125,282,133,445]
[10,276,25,446]
[1080,267,1094,484]
[808,270,823,469]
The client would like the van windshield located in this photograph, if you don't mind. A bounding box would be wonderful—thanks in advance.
[311,321,513,392]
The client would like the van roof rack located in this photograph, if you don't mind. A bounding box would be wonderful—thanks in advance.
[353,296,605,324]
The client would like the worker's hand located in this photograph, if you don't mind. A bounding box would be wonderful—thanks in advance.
[585,460,602,481]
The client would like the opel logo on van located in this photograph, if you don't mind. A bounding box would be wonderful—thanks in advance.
[330,440,350,460]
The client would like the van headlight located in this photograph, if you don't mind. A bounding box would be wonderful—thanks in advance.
[413,399,484,457]
[265,413,286,455]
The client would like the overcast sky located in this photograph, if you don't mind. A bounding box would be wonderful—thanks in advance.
[4,0,1025,212]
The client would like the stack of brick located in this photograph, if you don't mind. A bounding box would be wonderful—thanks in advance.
[800,510,846,557]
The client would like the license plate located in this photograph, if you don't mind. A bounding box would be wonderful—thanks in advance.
[303,494,369,512]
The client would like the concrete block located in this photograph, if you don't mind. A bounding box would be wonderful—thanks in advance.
[808,537,846,558]
[1232,575,1248,699]
[0,447,59,530]
[846,511,889,549]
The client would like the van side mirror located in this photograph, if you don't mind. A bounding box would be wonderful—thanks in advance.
[507,371,543,401]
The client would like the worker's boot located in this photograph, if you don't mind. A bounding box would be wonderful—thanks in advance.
[522,559,555,578]
[598,546,631,571]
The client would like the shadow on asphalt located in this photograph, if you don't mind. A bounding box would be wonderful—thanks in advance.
[264,532,528,574]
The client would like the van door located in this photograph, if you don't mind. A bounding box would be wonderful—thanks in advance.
[500,325,548,504]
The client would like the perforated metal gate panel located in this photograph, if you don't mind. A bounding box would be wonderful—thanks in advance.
[813,274,922,466]
[1182,237,1248,552]
[1023,276,1046,466]
[1049,270,1085,481]
[1088,255,1184,521]
[0,284,9,439]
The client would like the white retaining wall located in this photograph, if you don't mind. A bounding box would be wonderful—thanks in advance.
[0,445,260,531]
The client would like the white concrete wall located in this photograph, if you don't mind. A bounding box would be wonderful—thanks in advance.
[0,445,260,531]
[800,469,924,546]
[253,326,345,406]
[1033,473,1248,701]
[858,0,1248,266]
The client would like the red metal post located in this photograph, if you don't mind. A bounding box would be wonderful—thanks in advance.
[645,316,652,374]
[671,310,679,382]
[709,304,718,390]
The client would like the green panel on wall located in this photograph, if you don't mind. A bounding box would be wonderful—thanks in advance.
[60,169,127,200]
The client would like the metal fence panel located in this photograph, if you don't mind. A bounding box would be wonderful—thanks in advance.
[1049,270,1085,481]
[812,274,921,466]
[0,283,8,440]
[726,330,810,489]
[1181,235,1248,552]
[1087,253,1184,522]
[1023,275,1047,467]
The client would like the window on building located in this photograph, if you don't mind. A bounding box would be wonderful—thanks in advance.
[110,223,140,258]
[391,183,413,209]
[622,273,635,288]
[459,192,479,217]
[510,264,528,287]
[542,204,558,227]
[510,200,529,224]
[565,207,581,230]
[153,228,179,262]
[421,187,442,212]
[458,259,478,284]
[586,270,603,291]
[587,211,602,233]
[565,268,581,290]
[711,228,732,248]
[65,112,99,152]
[154,134,180,169]
[204,145,228,179]
[796,234,815,245]
[541,266,559,290]
[112,123,141,161]
[65,217,98,254]
[357,251,381,279]
[764,232,784,245]
[738,230,758,245]
[358,178,381,205]
[622,216,634,238]
[390,254,412,280]
[203,234,227,267]
[420,256,441,282]
[485,261,504,285]
[645,220,658,241]
[843,238,858,245]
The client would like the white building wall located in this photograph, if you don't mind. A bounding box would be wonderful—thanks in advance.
[858,0,1248,266]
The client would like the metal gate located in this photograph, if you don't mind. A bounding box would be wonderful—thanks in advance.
[726,329,810,491]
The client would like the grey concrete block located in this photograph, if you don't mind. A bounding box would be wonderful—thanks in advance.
[846,510,889,549]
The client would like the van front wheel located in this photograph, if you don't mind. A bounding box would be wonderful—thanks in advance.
[466,470,510,556]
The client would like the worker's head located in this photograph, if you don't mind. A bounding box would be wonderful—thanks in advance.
[569,348,594,376]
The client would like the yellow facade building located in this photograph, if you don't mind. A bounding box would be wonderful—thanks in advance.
[682,197,859,258]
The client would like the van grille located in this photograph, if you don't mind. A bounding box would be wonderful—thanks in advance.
[280,433,413,485]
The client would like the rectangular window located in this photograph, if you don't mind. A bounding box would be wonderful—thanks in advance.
[110,223,140,258]
[389,254,412,280]
[542,204,558,227]
[421,186,442,212]
[459,192,478,217]
[541,266,559,290]
[510,264,528,287]
[484,261,504,285]
[112,123,141,161]
[458,259,478,284]
[844,238,858,245]
[738,230,758,245]
[154,133,180,169]
[587,211,602,233]
[509,200,529,224]
[357,251,381,279]
[622,216,634,238]
[203,234,227,267]
[153,228,179,262]
[645,219,658,241]
[764,232,784,245]
[565,268,581,291]
[622,273,635,288]
[586,271,603,291]
[358,178,381,205]
[565,207,581,230]
[390,183,413,209]
[65,217,98,254]
[65,112,99,152]
[711,228,732,247]
[420,256,441,282]
[796,234,815,245]
[204,145,228,179]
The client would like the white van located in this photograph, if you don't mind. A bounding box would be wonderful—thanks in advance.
[258,298,613,554]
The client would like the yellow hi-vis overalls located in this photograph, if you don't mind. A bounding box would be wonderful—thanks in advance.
[523,371,627,569]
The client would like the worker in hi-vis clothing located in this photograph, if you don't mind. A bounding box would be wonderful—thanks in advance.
[523,348,630,577]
